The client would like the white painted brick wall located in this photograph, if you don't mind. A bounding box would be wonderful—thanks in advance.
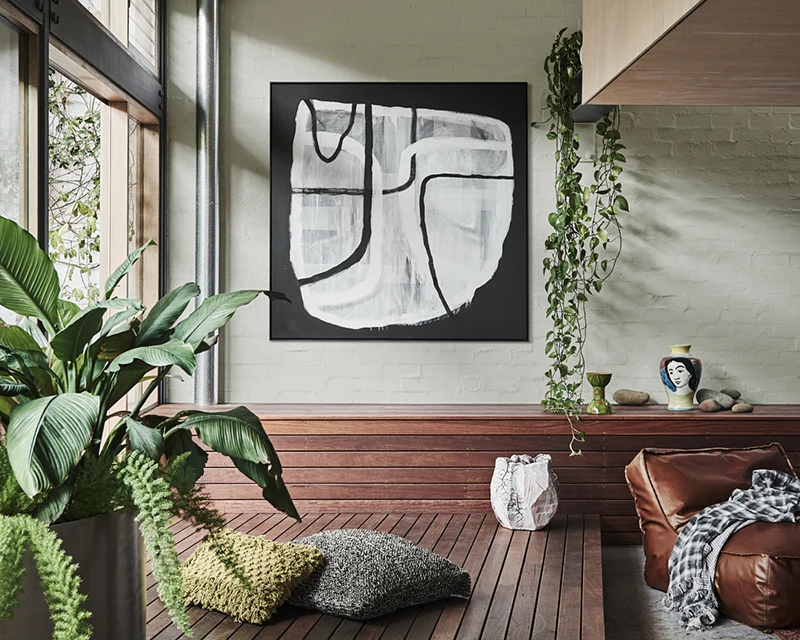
[167,0,800,405]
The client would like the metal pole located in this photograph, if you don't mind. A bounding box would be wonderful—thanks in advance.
[195,0,220,406]
[37,0,51,251]
[157,0,168,404]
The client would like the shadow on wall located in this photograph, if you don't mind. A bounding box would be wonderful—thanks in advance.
[168,0,800,402]
[586,107,800,401]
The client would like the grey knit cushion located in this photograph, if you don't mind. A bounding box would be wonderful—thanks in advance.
[288,529,471,620]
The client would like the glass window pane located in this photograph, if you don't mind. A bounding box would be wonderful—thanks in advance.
[49,70,102,305]
[0,22,22,325]
[0,23,21,225]
[129,0,158,68]
[76,0,102,20]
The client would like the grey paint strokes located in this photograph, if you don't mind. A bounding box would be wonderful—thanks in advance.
[289,99,515,330]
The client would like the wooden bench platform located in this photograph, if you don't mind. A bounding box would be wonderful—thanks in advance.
[146,513,604,640]
[154,403,800,545]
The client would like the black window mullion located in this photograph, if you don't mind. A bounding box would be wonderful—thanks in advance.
[36,0,49,251]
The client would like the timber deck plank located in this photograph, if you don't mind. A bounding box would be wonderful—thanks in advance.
[146,513,605,640]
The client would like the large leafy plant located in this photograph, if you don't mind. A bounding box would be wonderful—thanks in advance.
[0,215,296,637]
[537,29,628,454]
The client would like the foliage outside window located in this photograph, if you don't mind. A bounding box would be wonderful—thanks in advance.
[49,71,101,305]
[537,29,628,454]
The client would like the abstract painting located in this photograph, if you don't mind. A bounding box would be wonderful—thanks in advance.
[270,83,528,340]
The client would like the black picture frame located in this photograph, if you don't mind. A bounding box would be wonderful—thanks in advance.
[270,82,529,341]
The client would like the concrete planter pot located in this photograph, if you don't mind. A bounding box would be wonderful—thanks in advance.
[0,511,146,640]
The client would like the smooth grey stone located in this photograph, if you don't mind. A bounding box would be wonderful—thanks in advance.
[721,388,741,400]
[613,389,650,406]
[732,403,754,413]
[699,399,722,412]
[696,389,735,410]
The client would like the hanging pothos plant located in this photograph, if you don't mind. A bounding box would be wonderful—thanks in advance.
[537,29,628,455]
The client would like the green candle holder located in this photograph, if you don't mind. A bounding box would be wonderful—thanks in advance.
[587,372,613,415]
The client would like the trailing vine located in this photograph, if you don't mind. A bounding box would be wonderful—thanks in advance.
[118,451,190,634]
[0,515,93,640]
[537,29,628,454]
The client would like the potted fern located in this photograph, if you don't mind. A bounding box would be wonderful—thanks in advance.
[0,215,297,639]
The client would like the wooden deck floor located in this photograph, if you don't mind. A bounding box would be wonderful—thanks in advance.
[146,513,604,640]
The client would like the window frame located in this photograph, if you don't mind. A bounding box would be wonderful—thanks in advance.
[0,0,167,401]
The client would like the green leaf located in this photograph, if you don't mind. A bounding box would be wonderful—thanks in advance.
[6,393,99,497]
[0,216,61,333]
[19,318,48,349]
[126,417,165,461]
[164,429,208,486]
[613,195,629,212]
[108,338,197,375]
[100,307,141,338]
[135,283,200,346]
[0,324,42,352]
[0,381,28,396]
[33,478,75,523]
[181,406,281,469]
[57,299,81,329]
[194,335,218,355]
[95,329,136,361]
[50,306,106,362]
[173,290,261,350]
[598,228,609,243]
[105,362,152,407]
[104,240,155,299]
[231,457,300,521]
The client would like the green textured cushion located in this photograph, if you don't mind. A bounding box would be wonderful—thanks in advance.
[181,529,324,624]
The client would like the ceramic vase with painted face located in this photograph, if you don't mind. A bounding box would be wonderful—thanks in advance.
[660,345,702,411]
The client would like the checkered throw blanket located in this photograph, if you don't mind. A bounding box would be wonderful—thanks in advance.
[664,469,800,630]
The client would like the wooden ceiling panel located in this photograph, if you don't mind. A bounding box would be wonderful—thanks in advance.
[583,0,800,106]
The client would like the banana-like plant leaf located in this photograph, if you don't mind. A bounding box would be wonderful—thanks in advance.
[0,216,61,333]
[126,417,165,461]
[0,324,42,352]
[181,406,281,470]
[101,298,144,311]
[172,290,261,350]
[100,308,141,338]
[164,429,208,488]
[19,317,48,349]
[0,396,16,425]
[107,338,197,375]
[33,478,75,523]
[194,335,218,355]
[50,306,107,362]
[0,347,54,396]
[135,283,200,346]
[264,291,291,303]
[105,362,152,407]
[232,457,299,521]
[0,347,49,371]
[0,381,29,396]
[6,392,99,497]
[104,240,155,299]
[95,329,136,361]
[57,299,81,329]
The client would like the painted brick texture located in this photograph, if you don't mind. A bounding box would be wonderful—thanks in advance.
[167,0,800,404]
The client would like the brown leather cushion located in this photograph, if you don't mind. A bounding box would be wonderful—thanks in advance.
[716,522,800,629]
[625,443,798,629]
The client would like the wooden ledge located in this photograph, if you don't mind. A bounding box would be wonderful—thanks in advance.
[152,403,800,436]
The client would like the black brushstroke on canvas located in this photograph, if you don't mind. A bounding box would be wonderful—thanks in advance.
[298,103,374,286]
[382,108,417,195]
[270,82,529,341]
[418,173,514,321]
[305,99,358,164]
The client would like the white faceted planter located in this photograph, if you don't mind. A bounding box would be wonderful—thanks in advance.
[490,454,560,530]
